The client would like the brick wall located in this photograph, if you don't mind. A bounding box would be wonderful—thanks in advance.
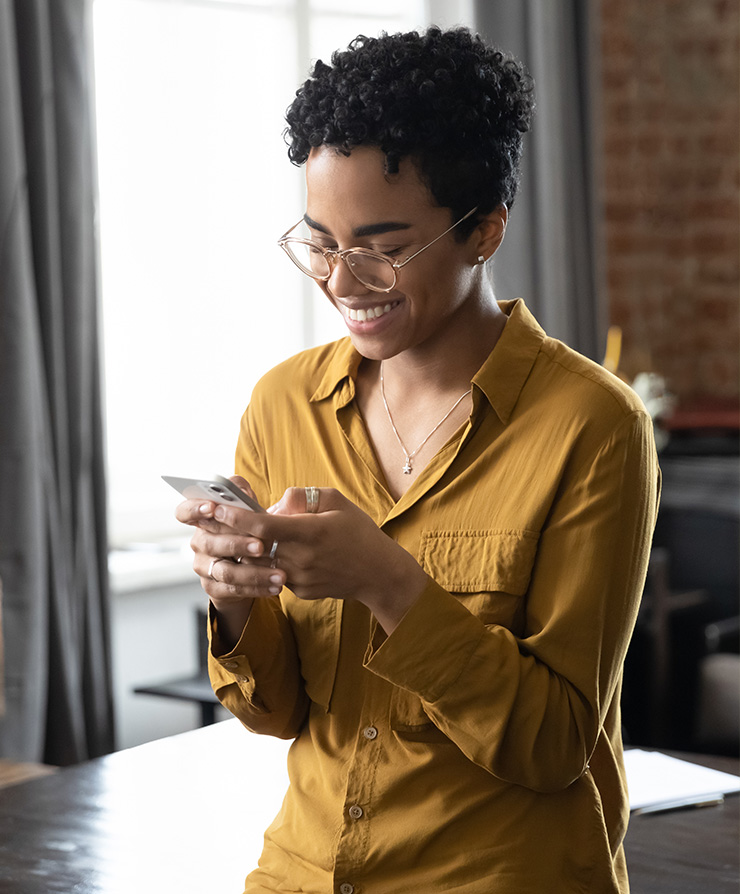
[600,0,739,408]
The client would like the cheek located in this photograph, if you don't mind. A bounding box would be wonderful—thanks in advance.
[409,260,472,312]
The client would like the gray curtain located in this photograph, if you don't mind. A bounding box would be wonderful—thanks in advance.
[475,0,606,360]
[0,0,114,763]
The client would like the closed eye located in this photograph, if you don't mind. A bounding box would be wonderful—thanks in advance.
[311,240,408,258]
[356,244,409,259]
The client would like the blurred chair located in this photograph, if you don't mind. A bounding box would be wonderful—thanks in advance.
[643,548,708,746]
[695,616,740,756]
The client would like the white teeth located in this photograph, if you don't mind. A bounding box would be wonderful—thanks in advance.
[347,303,394,322]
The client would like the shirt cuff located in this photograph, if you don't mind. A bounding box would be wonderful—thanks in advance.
[208,600,272,692]
[364,577,486,702]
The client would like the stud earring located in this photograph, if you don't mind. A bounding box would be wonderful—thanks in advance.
[477,255,486,265]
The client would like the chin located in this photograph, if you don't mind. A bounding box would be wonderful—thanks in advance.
[347,335,394,362]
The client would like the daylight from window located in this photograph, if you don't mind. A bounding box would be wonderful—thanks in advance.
[93,0,427,547]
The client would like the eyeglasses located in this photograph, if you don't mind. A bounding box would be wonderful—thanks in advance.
[277,207,478,293]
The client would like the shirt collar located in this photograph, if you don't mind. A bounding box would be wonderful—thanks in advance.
[310,337,361,405]
[310,298,545,424]
[472,299,545,424]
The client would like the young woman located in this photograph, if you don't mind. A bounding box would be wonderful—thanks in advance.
[177,27,659,893]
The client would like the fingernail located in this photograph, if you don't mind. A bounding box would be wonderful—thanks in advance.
[269,574,282,586]
[214,506,226,520]
[199,503,212,515]
[246,542,261,555]
[268,586,281,595]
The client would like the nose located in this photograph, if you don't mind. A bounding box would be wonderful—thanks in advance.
[326,253,368,298]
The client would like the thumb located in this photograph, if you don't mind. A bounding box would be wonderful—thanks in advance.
[268,486,309,516]
[268,486,344,515]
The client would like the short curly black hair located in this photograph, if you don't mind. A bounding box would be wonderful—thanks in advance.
[284,26,534,235]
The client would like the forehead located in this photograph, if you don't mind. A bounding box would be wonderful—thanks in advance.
[305,145,436,224]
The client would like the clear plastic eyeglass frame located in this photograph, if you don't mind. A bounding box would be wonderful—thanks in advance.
[277,206,478,293]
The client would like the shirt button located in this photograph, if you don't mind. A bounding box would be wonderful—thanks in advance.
[222,660,239,670]
[235,675,249,683]
[362,726,378,740]
[339,884,354,894]
[348,804,364,820]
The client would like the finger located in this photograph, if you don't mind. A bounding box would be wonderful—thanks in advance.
[212,500,276,538]
[190,510,260,538]
[211,493,343,547]
[191,527,268,561]
[196,555,285,597]
[175,499,217,526]
[175,499,251,536]
[267,487,304,516]
[268,486,345,516]
[228,475,262,506]
[175,475,264,530]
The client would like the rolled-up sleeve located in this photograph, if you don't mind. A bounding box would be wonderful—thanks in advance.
[208,597,309,739]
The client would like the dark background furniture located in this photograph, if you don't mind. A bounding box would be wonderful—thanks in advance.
[623,420,739,757]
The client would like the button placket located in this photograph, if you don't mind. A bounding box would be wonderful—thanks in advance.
[333,685,384,881]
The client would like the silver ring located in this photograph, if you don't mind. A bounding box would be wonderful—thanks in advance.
[208,557,227,581]
[305,486,320,514]
[268,539,279,568]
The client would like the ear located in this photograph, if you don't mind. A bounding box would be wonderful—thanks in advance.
[472,205,508,263]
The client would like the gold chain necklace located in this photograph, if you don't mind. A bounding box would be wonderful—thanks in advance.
[379,362,472,474]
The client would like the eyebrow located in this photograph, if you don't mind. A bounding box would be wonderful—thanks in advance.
[303,213,412,239]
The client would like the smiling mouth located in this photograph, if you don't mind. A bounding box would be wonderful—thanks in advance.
[345,301,400,322]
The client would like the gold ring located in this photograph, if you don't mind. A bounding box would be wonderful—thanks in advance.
[305,486,320,514]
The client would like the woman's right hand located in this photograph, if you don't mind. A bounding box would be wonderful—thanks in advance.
[175,476,287,650]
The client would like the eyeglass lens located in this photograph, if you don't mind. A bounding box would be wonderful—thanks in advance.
[283,242,396,291]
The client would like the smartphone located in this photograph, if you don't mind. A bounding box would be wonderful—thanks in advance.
[162,474,266,513]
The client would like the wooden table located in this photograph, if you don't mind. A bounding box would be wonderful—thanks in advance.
[0,721,736,893]
[625,750,740,893]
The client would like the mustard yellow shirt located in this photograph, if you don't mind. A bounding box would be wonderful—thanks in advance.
[209,299,660,894]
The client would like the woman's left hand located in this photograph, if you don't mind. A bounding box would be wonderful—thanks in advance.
[208,486,428,633]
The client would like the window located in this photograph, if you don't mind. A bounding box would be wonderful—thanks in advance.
[92,0,437,546]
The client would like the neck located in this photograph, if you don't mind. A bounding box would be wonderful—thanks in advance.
[379,360,472,474]
[380,296,506,394]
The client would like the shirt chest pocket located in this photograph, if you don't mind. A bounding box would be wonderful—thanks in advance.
[392,528,539,735]
[418,528,538,630]
[283,594,342,712]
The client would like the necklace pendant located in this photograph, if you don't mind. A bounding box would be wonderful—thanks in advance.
[379,361,472,482]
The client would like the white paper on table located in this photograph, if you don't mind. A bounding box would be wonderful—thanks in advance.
[625,748,740,813]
